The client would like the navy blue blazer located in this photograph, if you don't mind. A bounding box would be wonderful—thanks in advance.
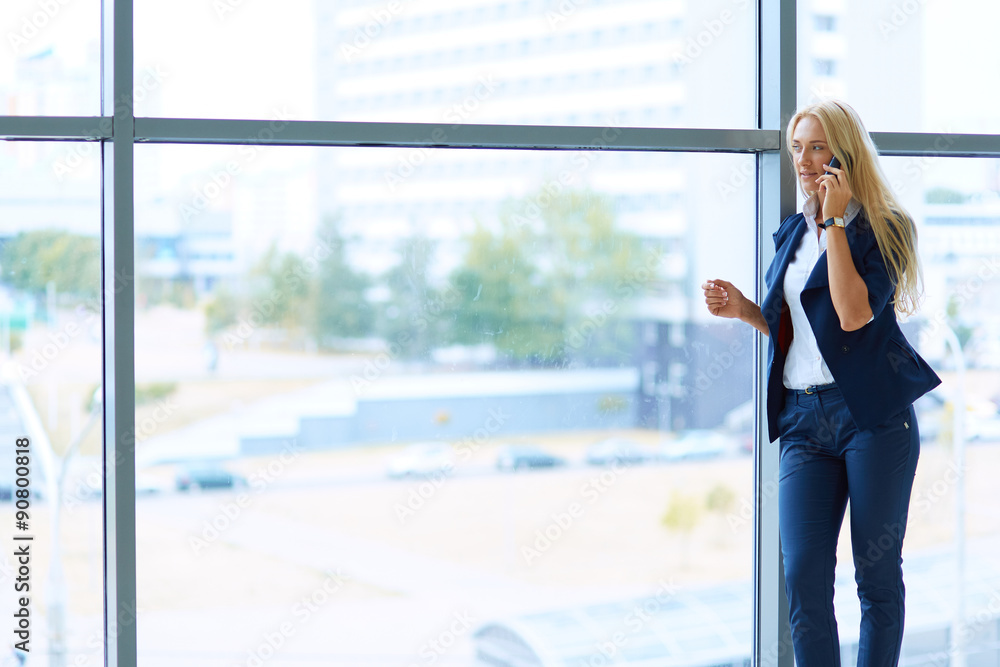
[762,212,941,442]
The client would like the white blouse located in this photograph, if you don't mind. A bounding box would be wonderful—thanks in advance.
[782,195,863,390]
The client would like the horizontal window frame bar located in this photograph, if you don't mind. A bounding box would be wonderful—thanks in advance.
[871,131,1000,158]
[133,118,780,152]
[3,117,1000,157]
[0,116,111,140]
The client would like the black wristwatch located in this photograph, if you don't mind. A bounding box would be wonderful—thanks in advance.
[818,216,845,229]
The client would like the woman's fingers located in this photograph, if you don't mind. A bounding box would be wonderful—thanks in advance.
[710,278,735,292]
[702,280,729,296]
[703,279,741,317]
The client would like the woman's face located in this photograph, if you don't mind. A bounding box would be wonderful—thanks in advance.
[791,116,835,195]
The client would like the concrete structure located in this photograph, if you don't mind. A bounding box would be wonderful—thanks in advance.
[240,367,641,454]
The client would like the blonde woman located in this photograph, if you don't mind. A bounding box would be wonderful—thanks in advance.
[702,99,940,667]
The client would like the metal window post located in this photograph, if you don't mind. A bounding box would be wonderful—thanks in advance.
[101,0,137,664]
[755,1,796,666]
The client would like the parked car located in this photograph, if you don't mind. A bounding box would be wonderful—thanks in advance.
[175,464,246,491]
[659,430,738,462]
[385,442,455,479]
[496,445,567,471]
[585,438,656,466]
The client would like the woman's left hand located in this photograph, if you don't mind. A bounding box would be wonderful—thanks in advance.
[818,162,852,221]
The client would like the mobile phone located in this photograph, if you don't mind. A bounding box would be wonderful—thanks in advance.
[826,156,841,174]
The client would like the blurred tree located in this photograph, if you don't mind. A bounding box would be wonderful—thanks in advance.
[705,483,740,548]
[661,490,703,566]
[925,187,969,204]
[205,217,375,349]
[211,243,314,348]
[246,245,314,331]
[446,188,655,365]
[378,234,445,358]
[312,218,375,344]
[526,189,644,295]
[204,286,240,333]
[0,230,100,302]
[449,218,564,364]
[706,483,736,514]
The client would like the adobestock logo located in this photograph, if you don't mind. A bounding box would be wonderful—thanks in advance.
[383,75,501,193]
[394,408,510,525]
[340,0,409,62]
[672,0,751,68]
[545,0,585,31]
[521,460,629,565]
[238,570,352,667]
[580,578,680,666]
[7,0,72,54]
[406,612,476,666]
[179,109,291,222]
[878,0,927,39]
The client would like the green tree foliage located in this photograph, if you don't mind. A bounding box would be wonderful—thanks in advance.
[447,188,655,365]
[313,220,375,342]
[378,235,447,358]
[0,230,100,301]
[661,490,702,534]
[207,244,314,346]
[449,219,564,363]
[517,189,643,296]
[246,244,314,331]
[706,483,736,513]
[925,187,969,204]
[661,490,703,566]
[204,286,240,334]
[203,217,375,347]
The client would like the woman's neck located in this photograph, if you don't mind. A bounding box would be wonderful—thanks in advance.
[808,190,825,211]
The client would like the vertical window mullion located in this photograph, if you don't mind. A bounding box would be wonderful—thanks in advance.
[101,0,137,664]
[755,1,796,666]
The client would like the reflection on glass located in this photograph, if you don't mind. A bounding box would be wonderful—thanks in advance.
[797,0,1000,133]
[0,142,102,665]
[134,0,756,127]
[0,0,100,116]
[134,146,755,665]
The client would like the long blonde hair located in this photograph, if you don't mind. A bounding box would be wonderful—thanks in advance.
[786,99,922,316]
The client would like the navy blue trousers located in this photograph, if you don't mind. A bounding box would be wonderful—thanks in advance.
[778,385,920,667]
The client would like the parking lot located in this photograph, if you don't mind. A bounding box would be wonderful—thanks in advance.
[4,430,997,665]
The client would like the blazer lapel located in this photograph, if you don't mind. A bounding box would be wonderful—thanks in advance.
[762,217,807,327]
[766,219,807,299]
[804,249,830,290]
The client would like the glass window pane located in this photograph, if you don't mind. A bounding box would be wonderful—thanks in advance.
[134,0,756,128]
[134,145,756,665]
[0,1,100,116]
[0,142,102,664]
[798,0,1000,133]
[828,156,1000,663]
